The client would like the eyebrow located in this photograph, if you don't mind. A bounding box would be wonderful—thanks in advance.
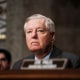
[26,27,45,30]
[0,58,6,61]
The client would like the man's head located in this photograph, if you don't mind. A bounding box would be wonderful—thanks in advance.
[0,49,11,71]
[24,14,55,55]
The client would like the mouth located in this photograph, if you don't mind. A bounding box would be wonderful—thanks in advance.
[31,42,39,45]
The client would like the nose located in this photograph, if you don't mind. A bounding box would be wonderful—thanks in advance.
[31,30,37,38]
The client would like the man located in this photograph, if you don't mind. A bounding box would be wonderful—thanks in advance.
[13,14,80,69]
[0,49,11,71]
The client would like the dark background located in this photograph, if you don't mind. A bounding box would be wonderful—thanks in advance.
[0,0,80,66]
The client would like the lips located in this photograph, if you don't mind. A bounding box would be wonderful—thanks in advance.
[31,42,39,45]
[31,42,38,44]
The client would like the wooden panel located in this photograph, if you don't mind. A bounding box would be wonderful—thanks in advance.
[0,69,80,79]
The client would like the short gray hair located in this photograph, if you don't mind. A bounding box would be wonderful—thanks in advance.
[24,14,55,33]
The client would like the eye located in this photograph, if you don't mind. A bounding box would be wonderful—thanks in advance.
[26,30,32,33]
[0,58,6,61]
[38,29,45,33]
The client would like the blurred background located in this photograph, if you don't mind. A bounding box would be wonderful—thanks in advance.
[0,0,80,67]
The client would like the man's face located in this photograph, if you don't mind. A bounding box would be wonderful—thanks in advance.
[25,18,54,52]
[0,53,9,71]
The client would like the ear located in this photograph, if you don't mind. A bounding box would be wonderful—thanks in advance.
[51,32,55,40]
[51,32,55,44]
[52,33,55,41]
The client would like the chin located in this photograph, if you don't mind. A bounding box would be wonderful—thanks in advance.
[29,48,41,52]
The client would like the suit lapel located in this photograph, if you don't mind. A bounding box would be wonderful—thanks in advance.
[50,45,62,59]
[26,54,35,59]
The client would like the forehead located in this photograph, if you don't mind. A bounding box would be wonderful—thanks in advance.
[0,53,5,58]
[25,18,46,29]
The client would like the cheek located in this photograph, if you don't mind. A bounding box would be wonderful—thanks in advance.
[39,36,52,47]
[26,38,31,48]
[26,36,31,44]
[2,62,8,67]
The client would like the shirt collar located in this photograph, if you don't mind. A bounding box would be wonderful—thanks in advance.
[35,47,53,61]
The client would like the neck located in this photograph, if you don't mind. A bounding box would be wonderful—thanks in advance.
[34,46,52,59]
[35,52,48,59]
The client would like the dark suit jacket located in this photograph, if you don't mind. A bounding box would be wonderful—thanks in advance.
[12,46,80,69]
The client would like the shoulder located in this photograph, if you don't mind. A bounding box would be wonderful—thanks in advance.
[52,45,80,68]
[62,51,80,68]
[53,45,80,60]
[12,54,34,69]
[62,51,80,60]
[12,58,24,69]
